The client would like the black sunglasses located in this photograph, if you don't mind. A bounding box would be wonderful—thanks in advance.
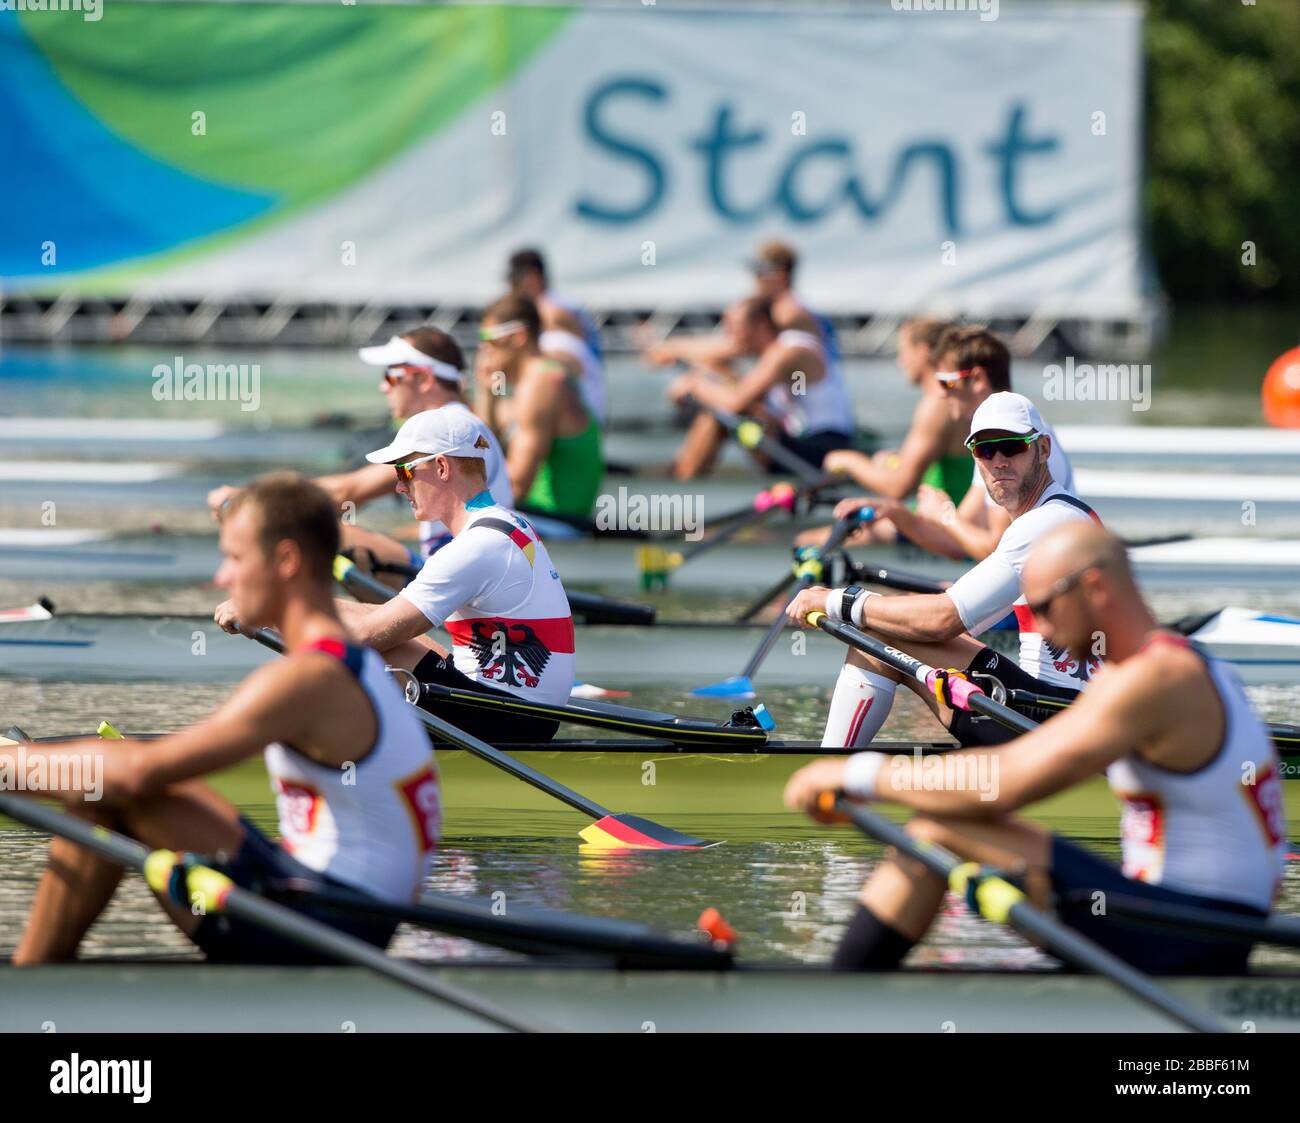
[968,433,1040,461]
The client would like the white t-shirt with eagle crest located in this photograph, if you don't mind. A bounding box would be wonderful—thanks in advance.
[399,494,574,704]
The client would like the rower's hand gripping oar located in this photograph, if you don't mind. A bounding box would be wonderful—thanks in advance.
[0,732,549,1032]
[247,629,718,851]
[806,611,1035,734]
[692,510,871,699]
[816,791,1226,1033]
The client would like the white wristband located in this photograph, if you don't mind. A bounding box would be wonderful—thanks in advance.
[842,751,885,799]
[851,590,880,628]
[827,586,879,625]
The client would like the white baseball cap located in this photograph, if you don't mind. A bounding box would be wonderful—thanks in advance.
[365,408,490,464]
[966,392,1045,446]
[357,335,465,384]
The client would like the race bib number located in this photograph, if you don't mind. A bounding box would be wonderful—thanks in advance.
[1244,762,1286,847]
[398,766,442,853]
[1118,793,1164,882]
[276,779,321,838]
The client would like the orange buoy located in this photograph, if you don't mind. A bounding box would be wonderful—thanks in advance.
[1262,346,1300,428]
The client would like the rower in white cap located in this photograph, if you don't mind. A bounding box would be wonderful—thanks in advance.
[241,407,577,746]
[207,327,512,581]
[786,391,1104,750]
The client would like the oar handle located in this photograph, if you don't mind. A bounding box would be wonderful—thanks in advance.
[706,404,825,484]
[807,611,1036,735]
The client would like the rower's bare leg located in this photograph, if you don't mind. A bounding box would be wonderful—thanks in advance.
[13,779,244,964]
[672,414,727,480]
[11,805,126,964]
[821,635,984,749]
[837,814,1051,970]
[862,815,1052,933]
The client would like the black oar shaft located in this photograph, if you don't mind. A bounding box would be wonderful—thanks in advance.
[847,563,949,595]
[811,614,1036,735]
[706,405,824,484]
[284,883,731,969]
[0,789,545,1032]
[830,796,1224,1034]
[735,514,864,682]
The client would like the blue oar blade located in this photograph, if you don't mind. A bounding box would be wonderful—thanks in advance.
[690,675,755,699]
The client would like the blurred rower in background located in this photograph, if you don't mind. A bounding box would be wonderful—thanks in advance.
[506,247,607,425]
[641,241,835,372]
[816,317,968,507]
[474,295,604,520]
[662,295,856,480]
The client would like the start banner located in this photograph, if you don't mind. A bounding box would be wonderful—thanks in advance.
[0,1,1148,317]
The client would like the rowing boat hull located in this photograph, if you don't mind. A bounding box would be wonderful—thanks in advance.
[5,528,1299,589]
[4,612,1298,686]
[2,962,1295,1032]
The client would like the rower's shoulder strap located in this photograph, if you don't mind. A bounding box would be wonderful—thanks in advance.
[299,637,366,678]
[469,515,537,564]
[1043,491,1102,525]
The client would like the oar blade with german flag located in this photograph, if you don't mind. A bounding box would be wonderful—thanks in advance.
[579,813,721,851]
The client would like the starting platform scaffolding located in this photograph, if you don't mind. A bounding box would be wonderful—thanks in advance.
[0,294,1163,360]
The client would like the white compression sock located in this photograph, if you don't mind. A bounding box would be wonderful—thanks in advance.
[821,664,898,749]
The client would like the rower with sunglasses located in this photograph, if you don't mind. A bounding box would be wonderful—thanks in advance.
[473,295,604,520]
[814,328,1073,562]
[786,391,1102,750]
[311,407,574,744]
[206,328,512,578]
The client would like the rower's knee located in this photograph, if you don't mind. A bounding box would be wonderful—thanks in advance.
[903,814,960,849]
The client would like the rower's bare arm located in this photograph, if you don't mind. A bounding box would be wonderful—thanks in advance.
[505,375,560,500]
[863,589,965,643]
[941,488,1010,561]
[1,662,325,807]
[688,344,804,415]
[788,585,962,642]
[829,408,949,500]
[874,503,968,561]
[870,669,1148,815]
[644,335,740,369]
[314,463,393,511]
[341,595,433,651]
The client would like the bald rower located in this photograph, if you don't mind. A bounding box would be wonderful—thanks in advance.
[784,522,1287,975]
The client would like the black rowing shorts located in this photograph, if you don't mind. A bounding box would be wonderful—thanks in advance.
[413,651,560,745]
[770,428,856,474]
[947,645,1080,747]
[1049,836,1260,975]
[190,817,397,965]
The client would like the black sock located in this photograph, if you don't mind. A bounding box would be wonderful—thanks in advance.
[831,904,914,971]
